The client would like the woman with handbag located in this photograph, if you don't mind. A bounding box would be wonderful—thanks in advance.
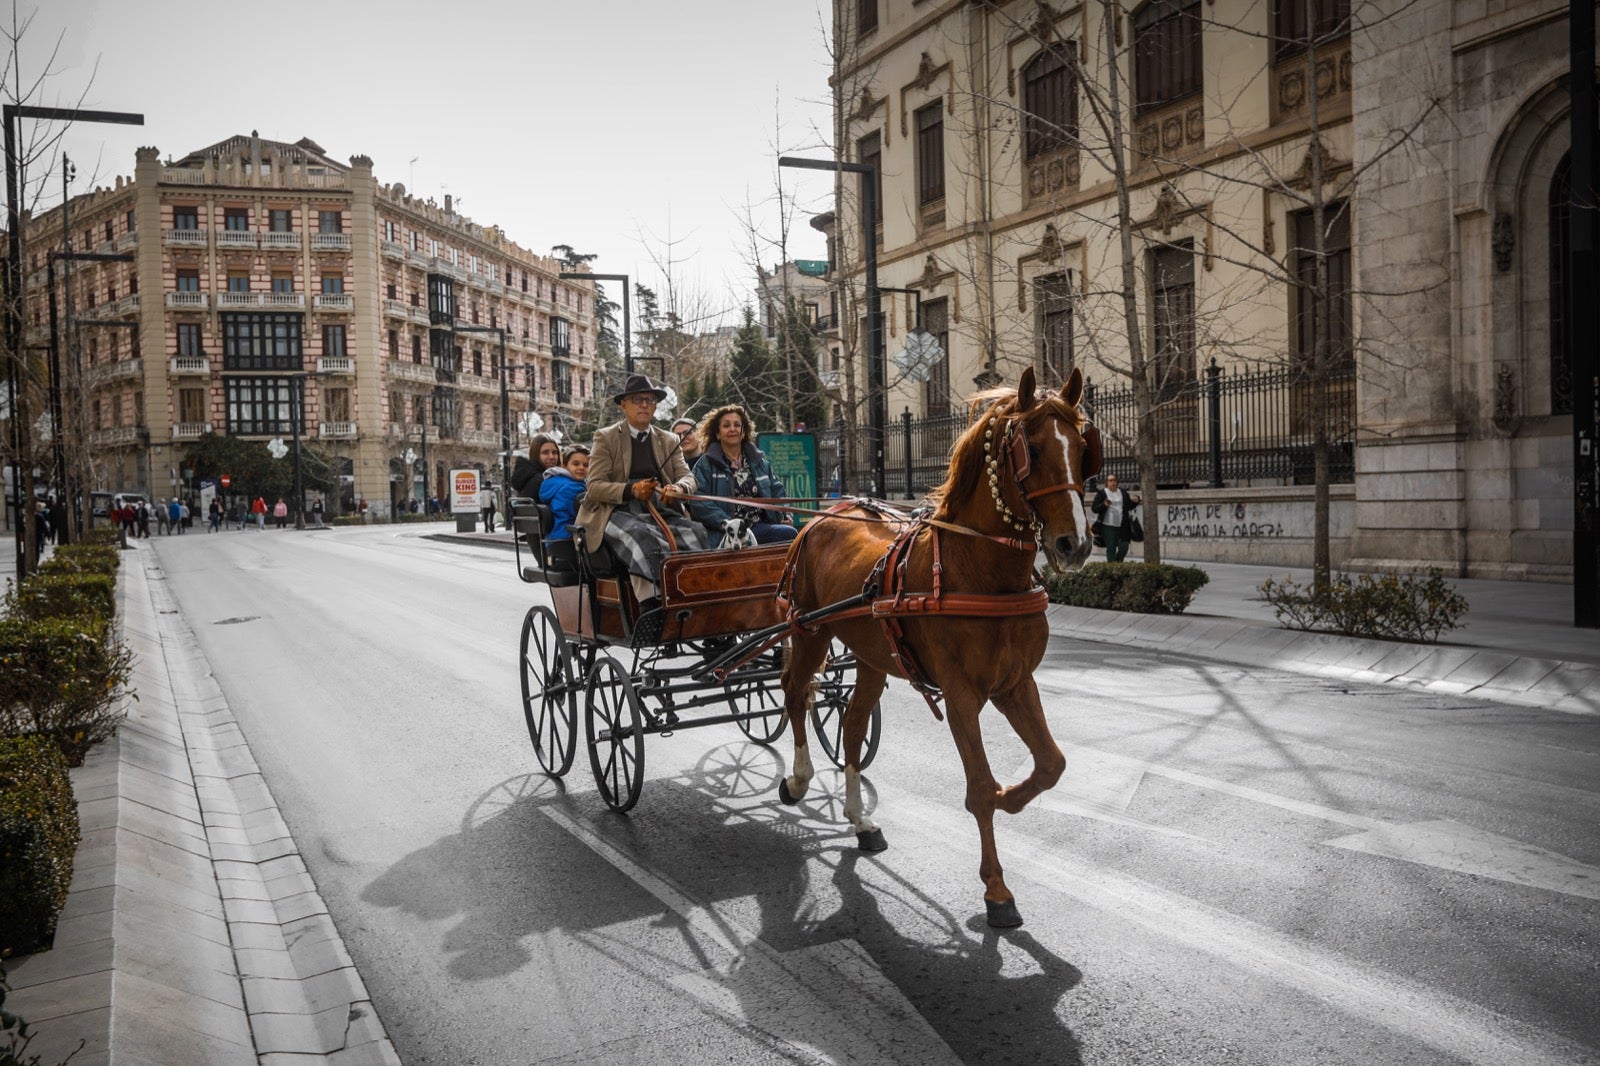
[1090,474,1142,563]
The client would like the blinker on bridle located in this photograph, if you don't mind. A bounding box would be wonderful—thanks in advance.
[982,405,1090,536]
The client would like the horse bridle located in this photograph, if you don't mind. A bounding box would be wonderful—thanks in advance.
[987,406,1101,537]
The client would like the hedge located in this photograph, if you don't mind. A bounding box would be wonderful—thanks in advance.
[1044,562,1210,614]
[39,544,120,577]
[0,736,79,956]
[7,572,115,622]
[1260,569,1469,643]
[0,614,130,766]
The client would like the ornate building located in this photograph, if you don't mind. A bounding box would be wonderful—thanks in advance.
[23,133,599,517]
[819,0,1581,580]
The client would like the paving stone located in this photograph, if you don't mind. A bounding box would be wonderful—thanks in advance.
[234,945,302,980]
[106,997,255,1065]
[10,1005,110,1066]
[5,936,114,989]
[274,890,331,925]
[2,970,113,1023]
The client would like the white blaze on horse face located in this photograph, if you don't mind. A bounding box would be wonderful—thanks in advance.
[844,766,877,834]
[1052,421,1091,542]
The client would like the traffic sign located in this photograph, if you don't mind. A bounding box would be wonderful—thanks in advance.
[220,475,232,488]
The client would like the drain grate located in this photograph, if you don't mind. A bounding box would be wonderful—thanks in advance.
[213,616,259,625]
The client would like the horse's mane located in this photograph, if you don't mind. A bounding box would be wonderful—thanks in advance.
[926,386,1080,522]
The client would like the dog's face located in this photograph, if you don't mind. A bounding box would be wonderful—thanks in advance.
[720,517,757,550]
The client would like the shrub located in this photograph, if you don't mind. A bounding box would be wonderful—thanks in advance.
[1259,568,1469,643]
[39,544,119,577]
[77,525,120,548]
[0,736,80,956]
[6,573,115,623]
[0,615,130,766]
[1045,562,1210,614]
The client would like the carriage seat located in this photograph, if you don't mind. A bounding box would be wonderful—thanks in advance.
[510,499,620,586]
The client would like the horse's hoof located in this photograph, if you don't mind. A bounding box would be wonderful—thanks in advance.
[985,900,1024,929]
[778,778,801,805]
[856,828,888,852]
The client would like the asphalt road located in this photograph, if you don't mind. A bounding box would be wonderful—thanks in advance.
[150,526,1600,1065]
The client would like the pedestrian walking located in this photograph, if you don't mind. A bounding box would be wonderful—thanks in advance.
[251,496,267,530]
[479,484,498,533]
[156,500,171,536]
[311,496,324,528]
[272,498,289,529]
[178,500,190,532]
[168,498,183,536]
[136,500,151,539]
[1091,474,1142,563]
[112,499,130,549]
[208,499,222,532]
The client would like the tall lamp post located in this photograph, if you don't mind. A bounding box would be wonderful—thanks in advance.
[560,270,630,380]
[5,104,143,577]
[451,324,510,522]
[778,155,881,497]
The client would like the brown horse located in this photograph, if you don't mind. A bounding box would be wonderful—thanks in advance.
[777,366,1096,928]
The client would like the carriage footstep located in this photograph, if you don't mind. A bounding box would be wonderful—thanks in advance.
[856,828,888,852]
[985,899,1024,929]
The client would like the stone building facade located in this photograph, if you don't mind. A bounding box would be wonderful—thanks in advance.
[23,133,599,517]
[820,0,1584,580]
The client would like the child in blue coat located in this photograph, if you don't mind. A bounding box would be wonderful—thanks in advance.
[538,446,590,540]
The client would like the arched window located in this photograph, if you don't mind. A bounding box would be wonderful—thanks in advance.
[1549,152,1573,415]
[1023,47,1077,161]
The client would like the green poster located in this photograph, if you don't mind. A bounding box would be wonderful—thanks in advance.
[760,433,818,524]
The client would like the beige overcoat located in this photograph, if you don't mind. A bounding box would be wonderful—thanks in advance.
[573,419,696,552]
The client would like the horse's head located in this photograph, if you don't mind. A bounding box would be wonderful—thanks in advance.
[997,366,1099,571]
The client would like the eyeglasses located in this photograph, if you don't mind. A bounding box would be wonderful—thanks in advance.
[624,395,658,406]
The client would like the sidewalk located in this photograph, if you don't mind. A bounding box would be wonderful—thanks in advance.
[435,528,1598,713]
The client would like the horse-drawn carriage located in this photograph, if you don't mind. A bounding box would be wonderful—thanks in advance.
[513,368,1101,928]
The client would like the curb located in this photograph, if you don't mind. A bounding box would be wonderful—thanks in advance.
[6,545,401,1066]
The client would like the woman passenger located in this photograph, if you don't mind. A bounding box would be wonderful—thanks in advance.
[689,404,797,546]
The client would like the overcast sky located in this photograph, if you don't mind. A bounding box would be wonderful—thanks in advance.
[23,0,839,330]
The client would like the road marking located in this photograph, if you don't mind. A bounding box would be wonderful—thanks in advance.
[1023,747,1600,899]
[894,802,1600,1066]
[541,806,961,1065]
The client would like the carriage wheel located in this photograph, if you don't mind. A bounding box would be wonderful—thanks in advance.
[519,605,577,777]
[585,654,646,813]
[728,674,788,746]
[809,640,881,771]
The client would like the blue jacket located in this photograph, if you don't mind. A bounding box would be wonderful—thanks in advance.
[690,441,790,546]
[538,468,586,541]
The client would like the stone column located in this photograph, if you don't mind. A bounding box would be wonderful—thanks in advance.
[346,155,388,517]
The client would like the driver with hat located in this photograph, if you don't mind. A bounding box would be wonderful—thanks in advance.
[575,373,707,612]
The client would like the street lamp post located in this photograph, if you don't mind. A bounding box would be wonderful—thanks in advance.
[5,104,143,577]
[451,324,509,525]
[560,270,630,379]
[778,155,881,497]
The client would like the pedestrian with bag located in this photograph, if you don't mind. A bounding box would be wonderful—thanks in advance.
[251,495,268,530]
[1090,474,1142,563]
[272,498,289,529]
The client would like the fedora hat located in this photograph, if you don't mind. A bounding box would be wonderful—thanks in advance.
[611,373,669,405]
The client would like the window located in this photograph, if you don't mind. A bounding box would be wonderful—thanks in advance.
[857,0,877,36]
[412,334,423,364]
[222,313,303,371]
[176,269,200,292]
[1551,154,1574,415]
[177,323,203,357]
[412,395,427,423]
[915,103,945,206]
[388,329,400,359]
[1023,47,1077,160]
[550,316,571,356]
[857,131,883,230]
[473,402,484,430]
[552,360,572,404]
[224,207,250,232]
[1290,203,1352,374]
[472,348,483,376]
[1273,0,1350,59]
[321,275,344,294]
[410,230,421,252]
[386,282,397,300]
[225,378,297,435]
[1149,242,1196,400]
[323,324,348,357]
[270,208,293,232]
[178,388,206,425]
[383,219,397,242]
[923,298,951,417]
[227,272,251,293]
[318,210,342,234]
[104,220,114,243]
[173,206,199,231]
[271,272,295,294]
[326,387,351,423]
[1036,273,1075,385]
[426,273,456,324]
[1134,0,1202,115]
[126,209,136,232]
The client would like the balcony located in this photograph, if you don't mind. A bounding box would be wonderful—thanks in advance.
[319,421,357,438]
[171,422,212,440]
[216,230,258,249]
[316,356,354,375]
[387,360,437,385]
[381,241,404,259]
[260,231,300,250]
[459,428,499,448]
[164,228,207,247]
[90,425,144,448]
[820,369,841,391]
[86,359,143,387]
[311,232,351,252]
[115,231,137,252]
[383,298,411,319]
[169,355,211,376]
[94,293,141,319]
[218,292,305,309]
[165,291,209,310]
[314,293,354,312]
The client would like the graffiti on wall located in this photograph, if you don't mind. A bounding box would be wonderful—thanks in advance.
[1161,501,1291,539]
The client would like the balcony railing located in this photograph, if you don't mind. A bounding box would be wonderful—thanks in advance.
[94,293,140,318]
[383,299,411,319]
[216,230,257,249]
[90,425,144,447]
[314,293,354,312]
[163,228,207,246]
[171,422,212,439]
[319,421,357,438]
[316,356,354,375]
[387,360,436,384]
[86,359,143,386]
[311,232,351,252]
[115,231,137,252]
[165,291,208,309]
[260,231,300,250]
[381,241,404,259]
[169,355,211,375]
[217,292,306,308]
[459,428,500,448]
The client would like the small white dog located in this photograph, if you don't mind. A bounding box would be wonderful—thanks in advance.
[720,517,758,550]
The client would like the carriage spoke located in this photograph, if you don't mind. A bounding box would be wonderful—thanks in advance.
[520,606,576,777]
[585,654,645,812]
